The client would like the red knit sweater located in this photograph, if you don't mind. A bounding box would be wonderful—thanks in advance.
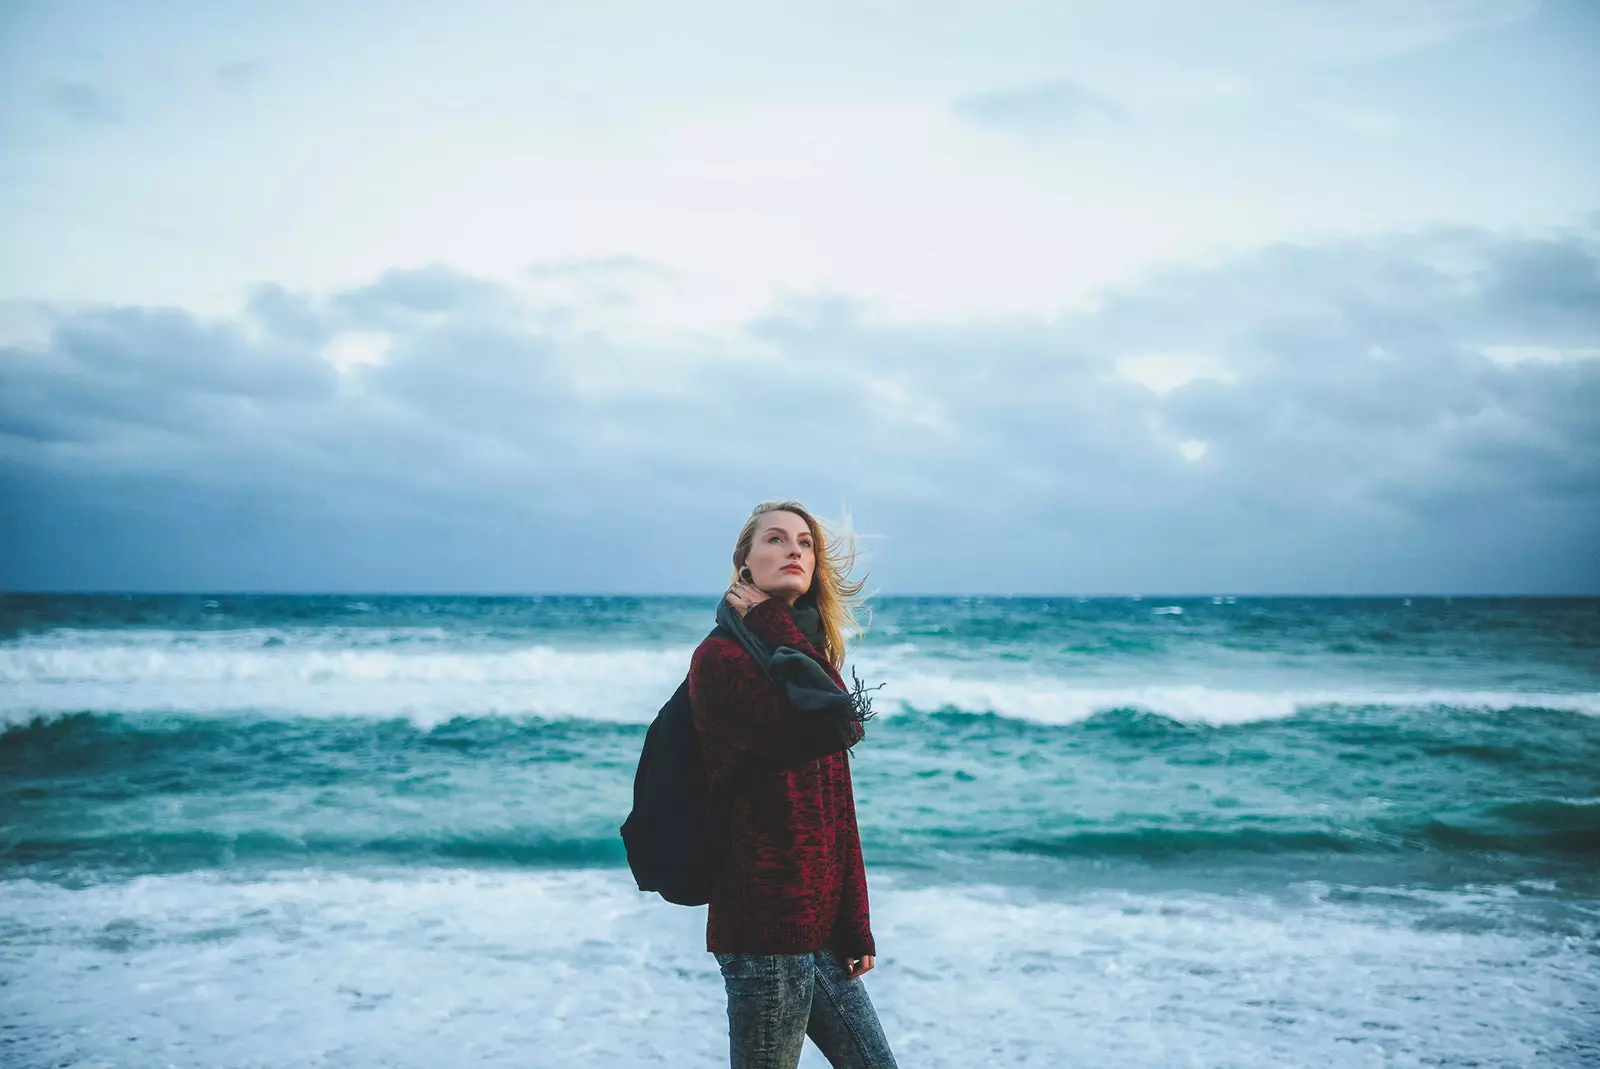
[688,597,875,958]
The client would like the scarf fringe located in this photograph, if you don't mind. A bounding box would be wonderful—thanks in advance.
[844,665,886,722]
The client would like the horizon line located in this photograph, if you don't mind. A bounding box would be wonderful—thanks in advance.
[3,589,1598,600]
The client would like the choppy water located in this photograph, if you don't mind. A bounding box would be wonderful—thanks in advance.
[3,594,1598,1067]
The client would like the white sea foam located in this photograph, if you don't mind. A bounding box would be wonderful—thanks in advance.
[876,674,1600,725]
[3,630,1598,729]
[1,867,1593,1068]
[0,631,692,728]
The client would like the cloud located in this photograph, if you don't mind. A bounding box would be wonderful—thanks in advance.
[1472,235,1600,343]
[2,219,1596,593]
[521,256,680,313]
[330,263,512,322]
[952,80,1126,136]
[46,83,122,126]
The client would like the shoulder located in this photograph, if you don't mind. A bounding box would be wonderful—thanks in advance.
[692,628,742,660]
[690,631,751,680]
[688,633,759,727]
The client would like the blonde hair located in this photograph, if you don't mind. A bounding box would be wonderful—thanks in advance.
[730,500,869,670]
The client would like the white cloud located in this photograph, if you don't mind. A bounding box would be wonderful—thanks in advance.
[322,332,391,375]
[1115,354,1239,394]
[0,0,1584,332]
[1478,344,1600,366]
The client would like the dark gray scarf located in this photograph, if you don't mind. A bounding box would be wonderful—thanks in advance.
[714,596,881,722]
[789,600,828,655]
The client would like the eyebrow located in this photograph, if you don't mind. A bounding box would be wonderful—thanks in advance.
[761,527,812,539]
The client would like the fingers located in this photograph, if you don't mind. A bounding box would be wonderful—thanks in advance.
[724,583,755,617]
[844,954,874,980]
[724,581,769,615]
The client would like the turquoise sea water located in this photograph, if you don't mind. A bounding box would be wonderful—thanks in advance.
[3,594,1597,1067]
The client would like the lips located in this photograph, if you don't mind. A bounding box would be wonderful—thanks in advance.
[781,565,804,574]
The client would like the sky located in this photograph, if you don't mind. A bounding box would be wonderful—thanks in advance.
[1,0,1597,595]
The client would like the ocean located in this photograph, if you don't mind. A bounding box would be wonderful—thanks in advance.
[2,593,1597,1067]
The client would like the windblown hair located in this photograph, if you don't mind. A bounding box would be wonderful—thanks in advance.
[730,499,869,671]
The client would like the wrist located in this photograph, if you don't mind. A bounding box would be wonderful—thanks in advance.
[745,595,782,616]
[844,934,876,957]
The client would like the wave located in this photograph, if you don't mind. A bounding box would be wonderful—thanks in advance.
[0,637,695,728]
[5,714,1594,876]
[0,830,625,874]
[4,684,1598,735]
[0,631,690,686]
[0,711,638,787]
[3,630,1598,728]
[1005,804,1600,861]
[1006,827,1376,860]
[9,804,1596,879]
[883,684,1600,725]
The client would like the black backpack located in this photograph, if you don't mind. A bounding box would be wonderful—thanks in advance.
[619,626,735,906]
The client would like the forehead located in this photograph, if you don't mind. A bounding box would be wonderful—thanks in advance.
[756,510,811,536]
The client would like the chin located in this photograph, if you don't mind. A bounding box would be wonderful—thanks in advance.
[769,575,809,596]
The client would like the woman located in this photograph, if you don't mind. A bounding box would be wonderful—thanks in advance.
[689,500,899,1069]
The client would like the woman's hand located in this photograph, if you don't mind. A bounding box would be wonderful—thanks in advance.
[725,580,770,618]
[844,954,875,981]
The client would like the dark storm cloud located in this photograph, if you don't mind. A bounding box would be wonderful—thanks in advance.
[952,80,1126,135]
[1072,232,1600,529]
[2,222,1596,593]
[1471,234,1600,342]
[359,322,571,447]
[0,305,335,448]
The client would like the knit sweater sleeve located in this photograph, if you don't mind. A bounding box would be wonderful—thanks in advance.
[690,601,854,770]
[835,795,876,958]
[739,596,814,656]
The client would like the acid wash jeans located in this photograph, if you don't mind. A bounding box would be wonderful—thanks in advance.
[713,949,899,1069]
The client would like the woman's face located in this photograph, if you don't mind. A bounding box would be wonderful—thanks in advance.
[743,510,815,605]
